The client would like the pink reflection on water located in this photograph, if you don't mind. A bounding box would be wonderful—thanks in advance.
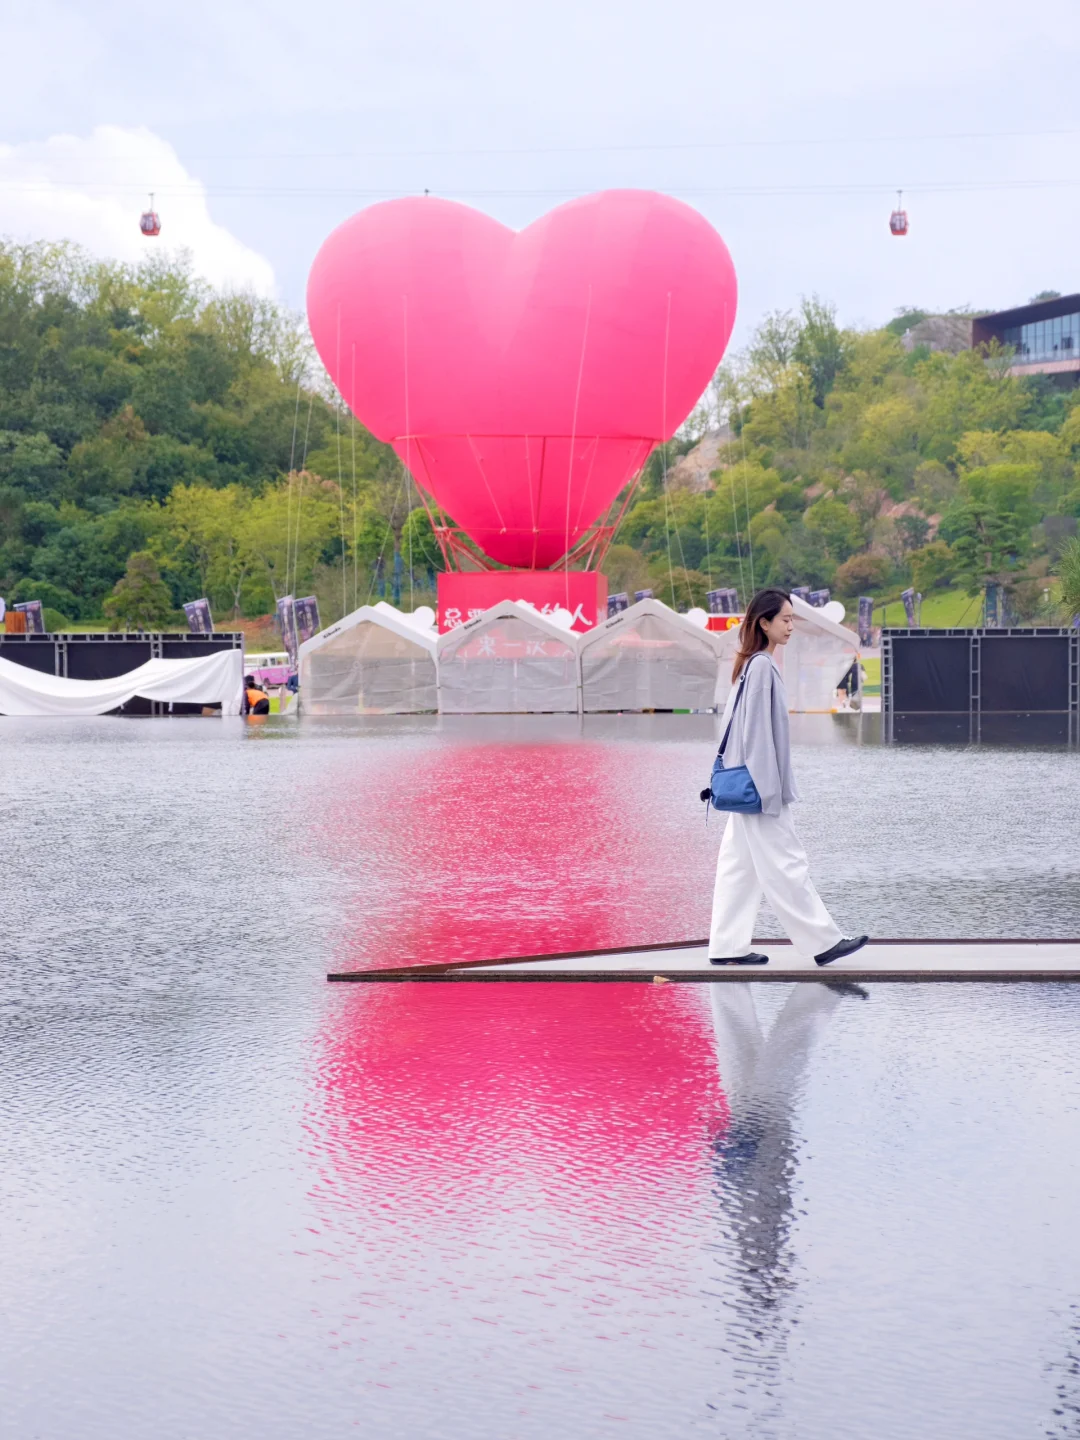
[302,733,730,1359]
[316,738,716,971]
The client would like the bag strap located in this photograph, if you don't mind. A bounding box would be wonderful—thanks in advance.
[718,653,760,758]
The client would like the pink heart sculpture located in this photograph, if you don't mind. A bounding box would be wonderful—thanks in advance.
[307,190,737,569]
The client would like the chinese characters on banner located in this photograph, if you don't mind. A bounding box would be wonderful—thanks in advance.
[437,571,608,633]
[607,593,630,616]
[901,588,917,626]
[183,599,214,634]
[454,627,575,661]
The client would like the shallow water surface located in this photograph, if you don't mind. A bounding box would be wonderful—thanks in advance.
[1,714,1079,1439]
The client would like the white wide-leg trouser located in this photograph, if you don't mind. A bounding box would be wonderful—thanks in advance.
[708,807,843,960]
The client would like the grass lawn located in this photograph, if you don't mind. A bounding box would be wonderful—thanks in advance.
[873,588,984,629]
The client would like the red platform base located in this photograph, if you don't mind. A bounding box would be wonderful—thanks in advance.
[437,571,608,634]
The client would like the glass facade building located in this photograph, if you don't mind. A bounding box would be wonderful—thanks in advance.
[1001,308,1080,365]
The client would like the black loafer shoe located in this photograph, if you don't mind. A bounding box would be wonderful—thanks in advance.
[709,952,770,966]
[814,934,869,967]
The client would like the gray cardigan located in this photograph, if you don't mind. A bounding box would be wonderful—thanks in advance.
[717,652,798,817]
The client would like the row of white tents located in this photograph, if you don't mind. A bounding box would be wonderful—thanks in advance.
[296,594,859,715]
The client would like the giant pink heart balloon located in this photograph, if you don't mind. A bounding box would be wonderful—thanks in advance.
[307,190,737,569]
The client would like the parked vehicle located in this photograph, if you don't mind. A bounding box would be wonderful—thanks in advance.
[245,652,293,687]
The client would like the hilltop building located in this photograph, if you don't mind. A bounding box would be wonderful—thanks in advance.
[972,293,1080,382]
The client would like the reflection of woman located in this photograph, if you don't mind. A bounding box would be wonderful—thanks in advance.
[708,980,862,1418]
[708,588,868,967]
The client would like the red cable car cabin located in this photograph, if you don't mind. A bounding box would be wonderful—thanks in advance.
[140,195,161,237]
[889,190,908,237]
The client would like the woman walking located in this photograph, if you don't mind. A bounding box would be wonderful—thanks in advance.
[708,588,868,967]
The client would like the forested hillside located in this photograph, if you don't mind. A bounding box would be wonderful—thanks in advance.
[2,243,1078,629]
[0,241,403,628]
[610,300,1080,621]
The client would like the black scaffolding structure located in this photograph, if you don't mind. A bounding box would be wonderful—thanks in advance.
[882,628,1080,744]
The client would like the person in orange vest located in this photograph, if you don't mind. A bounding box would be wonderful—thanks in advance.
[244,674,270,715]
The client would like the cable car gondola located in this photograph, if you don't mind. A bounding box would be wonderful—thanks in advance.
[140,194,161,238]
[889,190,908,237]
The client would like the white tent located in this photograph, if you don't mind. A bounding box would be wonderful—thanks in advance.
[0,651,243,716]
[437,601,580,714]
[579,598,723,712]
[297,604,438,714]
[713,595,859,713]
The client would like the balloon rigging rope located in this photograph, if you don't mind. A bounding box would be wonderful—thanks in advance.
[285,376,302,616]
[728,423,747,603]
[365,467,410,607]
[291,390,316,603]
[659,293,693,610]
[335,308,348,622]
[740,406,756,595]
[466,435,509,535]
[403,297,416,610]
[351,344,359,612]
[564,286,592,599]
[704,495,713,592]
[525,435,538,569]
[572,436,600,534]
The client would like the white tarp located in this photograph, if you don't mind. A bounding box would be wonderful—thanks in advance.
[298,604,438,714]
[0,650,244,717]
[438,601,580,714]
[579,598,722,711]
[713,595,859,712]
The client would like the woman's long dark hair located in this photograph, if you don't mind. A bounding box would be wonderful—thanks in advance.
[732,588,792,681]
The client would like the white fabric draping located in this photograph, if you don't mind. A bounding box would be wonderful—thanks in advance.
[0,651,244,717]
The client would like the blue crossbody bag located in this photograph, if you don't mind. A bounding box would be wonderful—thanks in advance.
[699,658,763,815]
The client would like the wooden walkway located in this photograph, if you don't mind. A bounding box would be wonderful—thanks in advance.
[328,938,1080,984]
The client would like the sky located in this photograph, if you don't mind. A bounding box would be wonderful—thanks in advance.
[2,0,1079,349]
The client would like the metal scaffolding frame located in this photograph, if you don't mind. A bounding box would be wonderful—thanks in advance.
[882,627,1080,744]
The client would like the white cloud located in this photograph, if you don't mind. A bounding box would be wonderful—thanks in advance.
[0,125,276,295]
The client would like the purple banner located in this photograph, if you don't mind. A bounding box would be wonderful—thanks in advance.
[295,596,321,645]
[276,595,299,664]
[14,600,45,634]
[706,588,740,615]
[857,596,874,647]
[183,598,213,634]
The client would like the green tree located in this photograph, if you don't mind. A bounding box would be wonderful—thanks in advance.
[803,497,863,562]
[792,296,852,408]
[909,540,957,592]
[833,552,890,595]
[399,505,446,573]
[1057,537,1080,619]
[102,551,175,629]
[241,472,344,611]
[946,501,1021,594]
[602,542,650,597]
